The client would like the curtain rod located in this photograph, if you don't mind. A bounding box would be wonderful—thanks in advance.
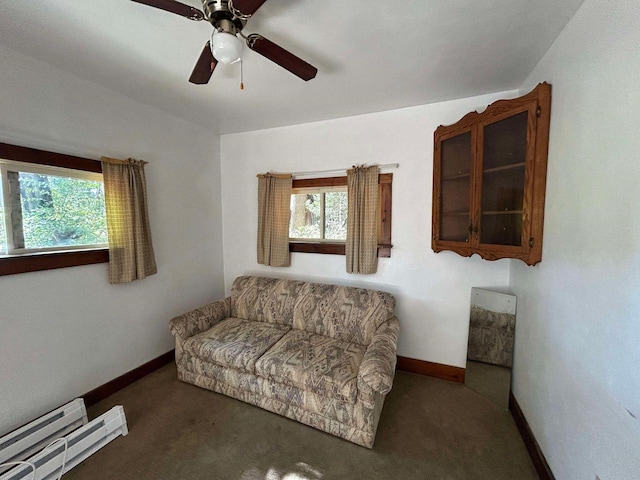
[101,156,148,166]
[289,163,399,178]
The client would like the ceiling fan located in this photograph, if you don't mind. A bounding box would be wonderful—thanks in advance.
[131,0,318,85]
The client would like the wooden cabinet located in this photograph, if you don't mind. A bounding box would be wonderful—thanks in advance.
[432,83,551,265]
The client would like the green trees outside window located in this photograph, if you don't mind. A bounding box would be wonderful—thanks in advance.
[289,189,348,241]
[17,172,108,249]
[1,166,107,254]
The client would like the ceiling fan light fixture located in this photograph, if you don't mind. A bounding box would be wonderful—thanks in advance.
[210,30,243,65]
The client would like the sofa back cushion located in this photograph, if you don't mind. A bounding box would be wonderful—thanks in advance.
[231,276,395,345]
[293,282,395,345]
[231,276,306,327]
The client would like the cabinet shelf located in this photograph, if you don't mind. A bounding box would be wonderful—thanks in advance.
[443,172,471,180]
[443,162,525,181]
[443,211,471,217]
[483,162,526,174]
[482,210,523,215]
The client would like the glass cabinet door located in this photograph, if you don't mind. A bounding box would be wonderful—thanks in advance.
[479,111,529,247]
[438,131,473,243]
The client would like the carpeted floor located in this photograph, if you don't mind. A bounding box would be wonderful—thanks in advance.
[465,361,512,409]
[65,364,537,480]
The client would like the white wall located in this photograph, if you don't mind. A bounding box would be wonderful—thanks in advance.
[0,45,225,434]
[220,92,518,367]
[510,0,640,478]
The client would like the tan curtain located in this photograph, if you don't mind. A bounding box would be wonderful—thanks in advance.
[346,165,379,274]
[257,173,292,267]
[101,157,157,284]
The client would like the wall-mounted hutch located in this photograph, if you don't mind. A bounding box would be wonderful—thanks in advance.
[432,82,552,265]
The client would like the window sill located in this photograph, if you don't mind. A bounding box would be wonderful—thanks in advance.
[0,248,109,276]
[289,242,391,258]
[289,242,346,255]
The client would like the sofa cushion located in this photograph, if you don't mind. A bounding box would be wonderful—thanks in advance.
[293,283,396,345]
[255,330,367,403]
[231,276,306,327]
[183,318,290,373]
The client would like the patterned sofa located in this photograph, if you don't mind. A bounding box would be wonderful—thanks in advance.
[169,275,399,448]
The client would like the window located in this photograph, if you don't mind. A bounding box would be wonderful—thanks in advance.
[290,186,348,242]
[0,143,109,276]
[1,162,108,254]
[288,174,393,257]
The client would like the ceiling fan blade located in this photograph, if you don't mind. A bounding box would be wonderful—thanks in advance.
[130,0,204,21]
[231,0,268,16]
[189,42,217,84]
[247,35,317,81]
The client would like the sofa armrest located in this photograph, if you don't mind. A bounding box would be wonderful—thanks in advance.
[358,316,400,395]
[169,297,231,342]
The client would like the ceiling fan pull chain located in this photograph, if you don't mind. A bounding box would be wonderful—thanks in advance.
[240,59,245,90]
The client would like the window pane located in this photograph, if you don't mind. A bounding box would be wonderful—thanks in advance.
[0,180,6,254]
[324,191,348,240]
[18,172,108,249]
[290,193,321,239]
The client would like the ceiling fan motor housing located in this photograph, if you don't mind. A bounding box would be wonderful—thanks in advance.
[202,0,245,32]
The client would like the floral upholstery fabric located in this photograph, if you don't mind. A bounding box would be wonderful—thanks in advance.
[358,317,400,395]
[255,330,367,403]
[467,305,515,368]
[179,351,384,432]
[231,276,396,345]
[178,367,385,448]
[292,282,396,345]
[169,297,231,341]
[183,317,290,373]
[170,276,398,448]
[231,276,305,327]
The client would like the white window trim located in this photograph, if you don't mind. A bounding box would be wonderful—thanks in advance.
[289,238,347,244]
[0,158,107,256]
[0,159,103,182]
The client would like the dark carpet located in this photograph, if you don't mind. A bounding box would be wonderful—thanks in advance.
[65,364,537,480]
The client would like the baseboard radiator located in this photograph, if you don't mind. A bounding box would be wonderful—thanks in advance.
[0,399,127,479]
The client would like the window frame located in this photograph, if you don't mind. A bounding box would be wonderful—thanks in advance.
[0,142,109,276]
[288,173,393,257]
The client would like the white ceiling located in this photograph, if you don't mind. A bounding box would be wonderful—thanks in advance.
[0,0,584,134]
